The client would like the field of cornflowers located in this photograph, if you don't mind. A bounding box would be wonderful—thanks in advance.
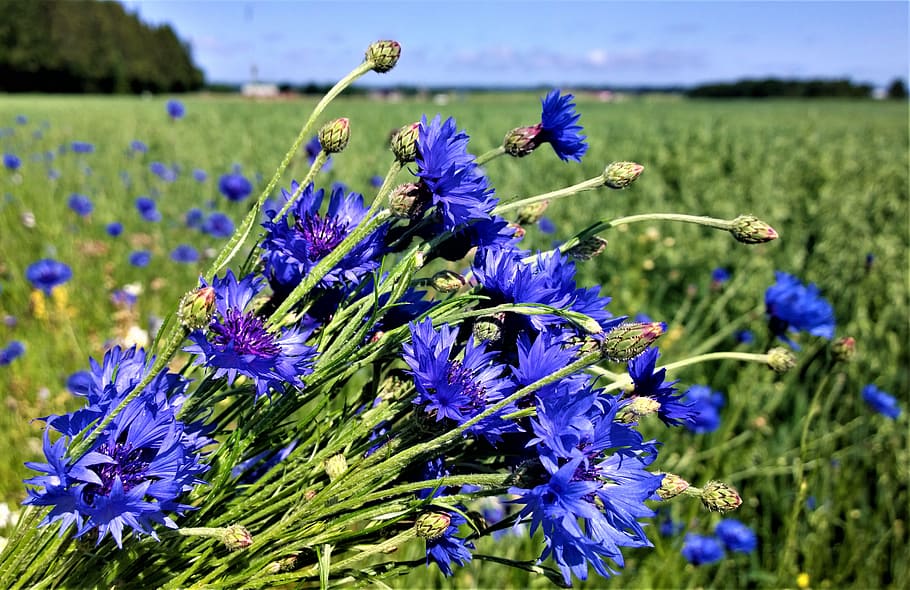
[0,76,907,590]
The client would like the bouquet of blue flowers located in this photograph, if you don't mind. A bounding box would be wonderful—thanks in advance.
[0,41,802,588]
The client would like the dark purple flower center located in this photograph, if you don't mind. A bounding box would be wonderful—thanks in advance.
[83,441,152,505]
[210,308,281,357]
[445,360,486,413]
[296,213,349,261]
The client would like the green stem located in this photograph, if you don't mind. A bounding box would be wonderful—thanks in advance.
[272,151,329,221]
[601,351,772,392]
[494,175,604,215]
[475,145,506,166]
[324,529,416,575]
[558,212,735,254]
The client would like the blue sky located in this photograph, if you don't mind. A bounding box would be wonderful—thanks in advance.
[121,1,908,88]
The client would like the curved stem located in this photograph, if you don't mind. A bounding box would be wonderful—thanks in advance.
[558,212,735,255]
[475,145,506,166]
[494,175,604,215]
[601,351,772,392]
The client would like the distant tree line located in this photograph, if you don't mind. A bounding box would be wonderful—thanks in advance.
[686,77,901,99]
[0,0,203,93]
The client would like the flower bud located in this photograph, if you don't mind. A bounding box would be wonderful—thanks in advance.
[656,473,690,500]
[729,215,779,244]
[600,321,665,362]
[515,200,549,225]
[415,511,452,540]
[473,313,505,343]
[365,40,401,73]
[377,370,411,402]
[324,454,348,482]
[616,396,661,423]
[318,118,350,154]
[265,554,299,574]
[429,270,467,293]
[222,524,253,551]
[767,347,797,374]
[603,161,644,189]
[391,122,420,163]
[831,336,856,363]
[177,286,216,331]
[567,236,608,261]
[700,480,742,513]
[503,124,542,157]
[388,183,426,220]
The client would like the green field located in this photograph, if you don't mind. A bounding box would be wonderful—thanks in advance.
[0,94,907,588]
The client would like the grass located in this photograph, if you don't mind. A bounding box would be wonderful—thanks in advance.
[0,93,907,588]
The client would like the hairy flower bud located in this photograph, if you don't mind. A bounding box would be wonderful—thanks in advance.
[388,183,426,220]
[603,161,644,189]
[415,511,452,540]
[729,215,779,244]
[318,118,350,154]
[177,286,215,331]
[831,336,856,363]
[473,313,505,343]
[430,270,467,293]
[515,200,549,225]
[567,236,608,261]
[324,454,348,482]
[616,396,661,423]
[700,480,742,513]
[503,124,542,157]
[222,524,253,551]
[656,473,691,500]
[265,554,300,574]
[377,370,411,402]
[365,40,401,73]
[767,347,797,374]
[600,321,665,362]
[391,122,420,163]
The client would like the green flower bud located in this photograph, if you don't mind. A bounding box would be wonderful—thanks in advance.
[616,396,661,423]
[700,480,742,513]
[415,511,452,540]
[729,215,779,244]
[177,286,216,331]
[603,161,644,189]
[265,554,300,574]
[515,200,549,225]
[767,347,797,374]
[503,124,542,157]
[222,524,253,551]
[324,454,348,482]
[377,370,411,402]
[600,321,665,362]
[567,236,608,261]
[831,336,856,363]
[430,270,467,293]
[318,118,350,154]
[656,473,690,500]
[473,313,505,343]
[388,183,426,219]
[391,122,420,163]
[365,40,401,73]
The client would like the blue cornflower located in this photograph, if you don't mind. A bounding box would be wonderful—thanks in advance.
[202,212,234,238]
[15,114,27,125]
[106,222,123,237]
[26,259,72,294]
[765,271,836,348]
[3,153,21,170]
[656,507,685,537]
[415,215,521,262]
[415,114,497,230]
[711,267,731,284]
[303,136,332,171]
[129,140,148,153]
[0,341,25,366]
[149,162,178,183]
[735,329,755,344]
[184,271,316,401]
[71,142,94,154]
[402,319,516,443]
[369,175,383,188]
[111,288,138,308]
[68,193,93,217]
[715,519,757,553]
[682,385,724,434]
[681,534,725,565]
[192,169,207,183]
[170,245,199,263]
[129,251,151,268]
[135,197,161,223]
[185,208,204,229]
[166,99,185,119]
[625,347,692,427]
[539,90,588,162]
[538,217,557,234]
[218,172,253,202]
[862,384,901,419]
[261,181,387,294]
[425,511,475,576]
[24,346,211,547]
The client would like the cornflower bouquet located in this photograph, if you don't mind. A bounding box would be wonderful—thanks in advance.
[0,41,797,588]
